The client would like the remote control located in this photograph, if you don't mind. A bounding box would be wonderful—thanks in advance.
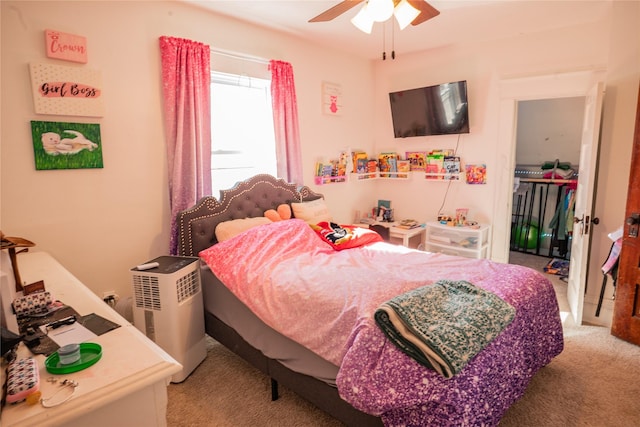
[136,262,159,271]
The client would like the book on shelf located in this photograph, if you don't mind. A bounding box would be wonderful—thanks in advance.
[367,159,378,174]
[430,149,454,156]
[378,152,397,178]
[443,156,461,180]
[397,159,411,178]
[425,163,440,179]
[426,152,445,179]
[352,151,368,173]
[406,151,427,172]
[356,158,369,174]
[388,157,398,177]
[337,151,349,176]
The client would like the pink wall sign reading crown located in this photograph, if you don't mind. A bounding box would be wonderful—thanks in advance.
[45,29,88,64]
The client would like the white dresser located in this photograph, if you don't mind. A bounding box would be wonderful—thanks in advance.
[425,222,491,259]
[1,251,182,427]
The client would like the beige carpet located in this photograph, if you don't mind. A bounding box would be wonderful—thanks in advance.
[167,253,640,426]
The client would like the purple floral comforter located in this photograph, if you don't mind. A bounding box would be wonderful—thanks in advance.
[199,219,564,426]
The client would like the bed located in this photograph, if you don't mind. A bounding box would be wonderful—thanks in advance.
[176,174,564,426]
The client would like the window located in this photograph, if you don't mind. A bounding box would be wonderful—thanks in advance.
[210,71,277,196]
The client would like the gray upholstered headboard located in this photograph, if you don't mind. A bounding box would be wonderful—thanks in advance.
[176,174,323,256]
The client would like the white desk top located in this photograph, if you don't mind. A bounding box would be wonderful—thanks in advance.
[1,251,182,427]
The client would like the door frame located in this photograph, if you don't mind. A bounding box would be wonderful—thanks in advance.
[492,71,606,322]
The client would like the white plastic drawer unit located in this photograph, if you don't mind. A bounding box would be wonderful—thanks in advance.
[425,222,491,259]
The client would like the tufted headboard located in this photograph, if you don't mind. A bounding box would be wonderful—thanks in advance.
[176,174,323,256]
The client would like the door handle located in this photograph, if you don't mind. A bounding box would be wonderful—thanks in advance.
[573,215,599,235]
[573,215,589,236]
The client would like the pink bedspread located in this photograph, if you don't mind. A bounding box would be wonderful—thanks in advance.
[200,219,564,426]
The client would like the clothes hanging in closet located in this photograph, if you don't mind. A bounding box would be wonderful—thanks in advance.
[549,186,576,241]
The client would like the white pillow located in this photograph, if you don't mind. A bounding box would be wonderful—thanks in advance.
[291,198,332,224]
[215,217,272,242]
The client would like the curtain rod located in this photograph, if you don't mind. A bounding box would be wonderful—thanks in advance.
[210,48,269,65]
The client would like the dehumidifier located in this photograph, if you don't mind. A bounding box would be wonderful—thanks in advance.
[130,256,206,383]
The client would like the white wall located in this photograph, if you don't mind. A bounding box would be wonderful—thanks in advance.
[516,97,584,167]
[0,1,376,300]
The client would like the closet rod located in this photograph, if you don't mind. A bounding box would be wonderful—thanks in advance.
[518,178,577,184]
[211,48,269,65]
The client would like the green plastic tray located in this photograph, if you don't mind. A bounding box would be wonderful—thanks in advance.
[45,342,102,374]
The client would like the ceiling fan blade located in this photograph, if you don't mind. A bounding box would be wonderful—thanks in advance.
[408,0,440,26]
[309,0,365,23]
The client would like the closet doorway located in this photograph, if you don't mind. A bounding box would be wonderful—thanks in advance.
[509,97,585,271]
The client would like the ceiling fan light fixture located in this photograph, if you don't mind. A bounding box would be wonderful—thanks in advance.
[394,0,420,30]
[351,4,374,34]
[367,0,395,23]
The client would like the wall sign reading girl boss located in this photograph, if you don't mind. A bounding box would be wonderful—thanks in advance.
[29,63,104,117]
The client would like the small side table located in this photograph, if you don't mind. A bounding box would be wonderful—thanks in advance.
[389,226,426,249]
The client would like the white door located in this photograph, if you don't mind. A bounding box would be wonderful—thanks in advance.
[566,82,605,324]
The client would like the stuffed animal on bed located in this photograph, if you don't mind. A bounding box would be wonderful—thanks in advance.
[264,204,292,222]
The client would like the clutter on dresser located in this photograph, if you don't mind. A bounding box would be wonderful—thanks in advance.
[437,208,480,229]
[39,378,80,408]
[7,266,120,357]
[5,357,40,404]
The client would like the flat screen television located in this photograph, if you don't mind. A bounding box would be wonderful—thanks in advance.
[389,80,469,138]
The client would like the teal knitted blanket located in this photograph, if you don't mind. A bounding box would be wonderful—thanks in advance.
[374,280,516,378]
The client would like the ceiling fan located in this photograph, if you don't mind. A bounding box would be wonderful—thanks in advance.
[309,0,440,30]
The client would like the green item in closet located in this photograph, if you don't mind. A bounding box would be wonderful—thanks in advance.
[541,161,571,170]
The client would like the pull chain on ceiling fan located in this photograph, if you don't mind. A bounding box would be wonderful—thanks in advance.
[381,21,397,61]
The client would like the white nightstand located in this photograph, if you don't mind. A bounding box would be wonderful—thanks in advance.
[358,221,426,249]
[389,226,426,249]
[425,222,491,259]
[1,251,182,427]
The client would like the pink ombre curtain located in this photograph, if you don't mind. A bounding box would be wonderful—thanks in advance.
[160,36,212,255]
[269,60,303,185]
